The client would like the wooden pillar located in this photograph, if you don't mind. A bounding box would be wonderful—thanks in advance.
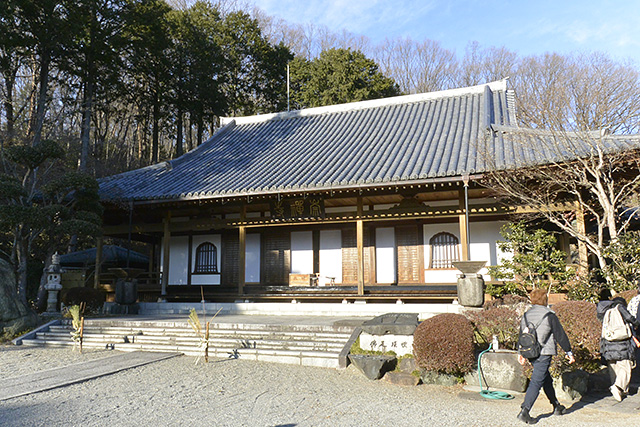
[357,196,364,295]
[161,211,171,300]
[148,244,154,273]
[93,237,103,289]
[238,226,246,294]
[575,201,589,276]
[458,188,469,261]
[238,205,246,294]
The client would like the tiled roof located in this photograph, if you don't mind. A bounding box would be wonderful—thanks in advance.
[96,80,536,202]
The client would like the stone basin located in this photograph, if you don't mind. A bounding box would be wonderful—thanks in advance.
[452,261,487,275]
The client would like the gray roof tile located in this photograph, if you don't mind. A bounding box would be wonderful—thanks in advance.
[101,80,639,203]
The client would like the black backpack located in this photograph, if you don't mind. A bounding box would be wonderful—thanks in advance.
[518,312,550,359]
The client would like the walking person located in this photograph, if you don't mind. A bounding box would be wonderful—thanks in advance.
[597,293,640,402]
[517,288,575,424]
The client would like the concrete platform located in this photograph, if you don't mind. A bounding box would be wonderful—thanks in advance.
[0,351,181,401]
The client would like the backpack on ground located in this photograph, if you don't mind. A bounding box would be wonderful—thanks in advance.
[517,312,550,359]
[602,305,632,341]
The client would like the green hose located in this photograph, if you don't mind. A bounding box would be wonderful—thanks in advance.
[478,343,515,400]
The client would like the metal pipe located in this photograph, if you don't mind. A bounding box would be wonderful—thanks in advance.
[463,174,470,260]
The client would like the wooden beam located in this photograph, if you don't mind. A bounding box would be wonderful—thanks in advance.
[357,197,364,295]
[161,211,171,300]
[93,237,103,289]
[458,188,469,261]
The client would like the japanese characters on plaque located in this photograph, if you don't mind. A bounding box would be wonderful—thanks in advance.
[270,197,325,220]
[359,332,414,356]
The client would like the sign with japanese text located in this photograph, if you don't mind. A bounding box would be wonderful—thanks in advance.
[270,197,325,220]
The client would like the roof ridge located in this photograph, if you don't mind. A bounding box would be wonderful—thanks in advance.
[222,79,509,126]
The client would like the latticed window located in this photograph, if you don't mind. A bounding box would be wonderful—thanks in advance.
[194,242,219,273]
[429,232,460,269]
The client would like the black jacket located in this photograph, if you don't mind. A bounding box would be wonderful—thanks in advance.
[597,300,639,362]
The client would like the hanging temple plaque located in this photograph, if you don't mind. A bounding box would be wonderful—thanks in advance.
[270,197,325,220]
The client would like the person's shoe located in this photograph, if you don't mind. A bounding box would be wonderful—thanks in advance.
[517,408,536,424]
[610,385,623,402]
[552,403,566,415]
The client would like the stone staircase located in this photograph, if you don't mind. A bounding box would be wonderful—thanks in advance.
[19,317,358,369]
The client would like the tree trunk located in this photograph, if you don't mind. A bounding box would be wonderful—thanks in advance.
[79,79,94,172]
[30,49,51,147]
[197,119,203,146]
[15,234,29,305]
[152,93,159,163]
[175,109,183,158]
[3,67,16,144]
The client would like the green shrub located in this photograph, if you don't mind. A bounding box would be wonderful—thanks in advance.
[600,231,640,292]
[413,313,475,375]
[550,301,601,376]
[61,286,105,312]
[486,222,575,297]
[467,307,520,350]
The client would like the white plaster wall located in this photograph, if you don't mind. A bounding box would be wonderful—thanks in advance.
[191,234,221,285]
[376,227,396,283]
[162,236,188,285]
[470,220,508,278]
[319,230,342,285]
[423,221,506,283]
[245,233,261,283]
[291,231,313,274]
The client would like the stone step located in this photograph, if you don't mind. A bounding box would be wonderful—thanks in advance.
[63,317,356,330]
[36,331,345,352]
[20,338,342,368]
[24,316,355,369]
[49,325,350,341]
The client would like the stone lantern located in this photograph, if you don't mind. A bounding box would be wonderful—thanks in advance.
[44,253,63,314]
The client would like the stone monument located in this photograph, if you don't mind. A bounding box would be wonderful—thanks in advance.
[44,253,63,314]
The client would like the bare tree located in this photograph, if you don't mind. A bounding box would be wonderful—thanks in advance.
[375,37,457,94]
[511,53,572,129]
[458,41,517,88]
[481,125,640,274]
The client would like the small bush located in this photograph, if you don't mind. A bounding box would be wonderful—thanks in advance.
[550,301,601,376]
[565,272,602,303]
[467,307,520,350]
[61,287,105,313]
[413,313,475,375]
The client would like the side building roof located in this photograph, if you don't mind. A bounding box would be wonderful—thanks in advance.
[98,79,517,203]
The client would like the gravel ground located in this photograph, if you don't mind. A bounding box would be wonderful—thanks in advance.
[0,344,634,427]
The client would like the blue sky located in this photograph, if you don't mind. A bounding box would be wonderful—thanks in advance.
[251,0,640,63]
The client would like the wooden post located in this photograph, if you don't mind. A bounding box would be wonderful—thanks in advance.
[79,316,84,353]
[161,211,171,300]
[93,237,103,289]
[238,226,246,295]
[238,205,246,295]
[458,187,469,261]
[205,322,210,363]
[357,196,364,295]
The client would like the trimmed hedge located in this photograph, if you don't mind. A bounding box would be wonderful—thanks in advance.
[550,300,601,376]
[467,306,520,350]
[413,313,475,375]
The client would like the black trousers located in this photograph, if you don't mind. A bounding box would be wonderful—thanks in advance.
[522,355,558,411]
